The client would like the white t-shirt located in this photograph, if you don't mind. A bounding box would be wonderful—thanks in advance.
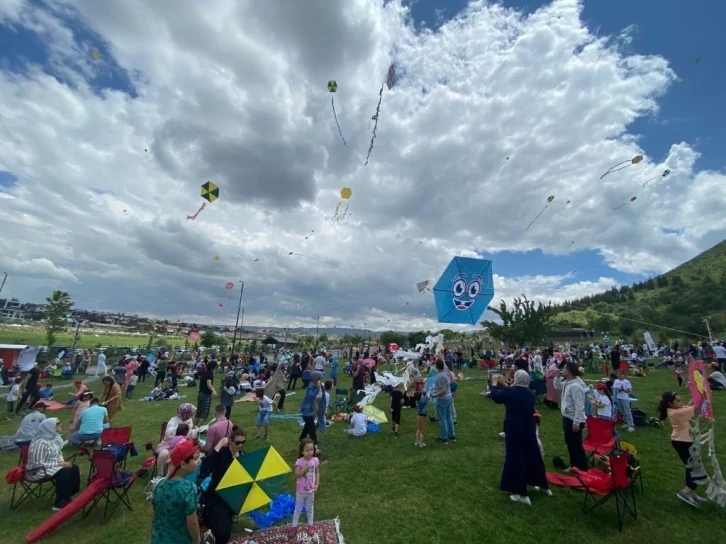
[97,353,107,366]
[258,395,274,413]
[7,384,19,402]
[613,379,632,400]
[314,356,326,371]
[713,345,726,359]
[592,390,612,418]
[350,412,367,435]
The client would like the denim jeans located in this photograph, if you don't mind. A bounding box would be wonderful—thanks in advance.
[435,395,454,439]
[70,431,101,445]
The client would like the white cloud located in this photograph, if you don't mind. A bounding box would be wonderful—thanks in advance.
[0,0,724,331]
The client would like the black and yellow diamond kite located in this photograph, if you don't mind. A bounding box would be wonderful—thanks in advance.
[216,445,292,515]
[200,181,219,203]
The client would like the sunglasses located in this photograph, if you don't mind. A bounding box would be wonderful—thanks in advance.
[233,440,246,446]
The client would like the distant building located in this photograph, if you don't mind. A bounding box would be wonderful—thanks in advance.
[262,336,299,348]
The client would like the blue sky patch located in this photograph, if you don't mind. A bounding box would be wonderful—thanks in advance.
[0,171,18,188]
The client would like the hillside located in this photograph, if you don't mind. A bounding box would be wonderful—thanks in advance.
[550,240,726,343]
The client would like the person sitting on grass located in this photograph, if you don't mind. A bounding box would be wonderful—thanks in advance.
[347,405,367,437]
[38,383,54,400]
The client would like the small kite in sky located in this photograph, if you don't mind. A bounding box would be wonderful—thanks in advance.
[333,187,352,222]
[562,199,571,210]
[600,155,644,179]
[225,281,234,299]
[91,48,101,61]
[413,240,423,249]
[288,252,304,257]
[613,196,637,210]
[144,148,148,160]
[212,254,221,262]
[642,169,671,189]
[327,80,348,148]
[387,64,396,90]
[526,195,555,231]
[496,156,510,169]
[417,280,432,294]
[694,57,701,64]
[300,230,315,242]
[365,82,385,166]
[123,209,128,215]
[253,258,263,262]
[186,202,206,220]
[374,246,385,253]
[201,181,219,203]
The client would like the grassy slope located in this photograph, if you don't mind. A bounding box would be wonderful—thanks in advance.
[1,366,726,543]
[551,240,726,340]
[0,328,185,349]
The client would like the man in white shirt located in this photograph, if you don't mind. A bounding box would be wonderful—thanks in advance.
[313,353,326,372]
[95,352,108,377]
[613,370,635,432]
[554,362,588,471]
[713,342,726,373]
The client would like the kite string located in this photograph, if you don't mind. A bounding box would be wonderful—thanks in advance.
[331,97,348,148]
[525,204,548,231]
[365,82,384,166]
[562,303,708,338]
[600,161,632,180]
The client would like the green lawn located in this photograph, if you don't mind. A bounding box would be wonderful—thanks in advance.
[0,327,186,350]
[1,366,725,543]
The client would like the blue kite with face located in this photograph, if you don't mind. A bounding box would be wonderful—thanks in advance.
[433,257,494,325]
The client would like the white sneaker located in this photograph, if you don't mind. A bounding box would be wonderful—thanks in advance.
[627,427,635,432]
[534,486,553,496]
[510,494,531,505]
[414,441,420,447]
[498,432,506,438]
[419,442,426,447]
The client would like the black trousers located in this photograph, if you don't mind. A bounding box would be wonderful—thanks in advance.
[206,496,234,544]
[16,388,40,414]
[299,415,317,444]
[54,465,81,505]
[154,371,166,387]
[224,404,232,420]
[276,389,286,410]
[672,440,698,490]
[563,417,588,471]
[139,369,148,382]
[287,376,299,390]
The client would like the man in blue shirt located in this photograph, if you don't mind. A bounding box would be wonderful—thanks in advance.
[71,397,109,444]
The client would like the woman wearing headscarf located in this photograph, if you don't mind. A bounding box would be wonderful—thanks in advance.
[100,376,123,421]
[26,418,81,510]
[490,370,551,506]
[157,403,199,473]
[299,371,325,451]
[204,427,248,544]
[544,356,562,409]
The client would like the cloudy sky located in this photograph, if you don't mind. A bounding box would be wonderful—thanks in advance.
[1,0,724,332]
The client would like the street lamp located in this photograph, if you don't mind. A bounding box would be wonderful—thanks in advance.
[230,281,245,357]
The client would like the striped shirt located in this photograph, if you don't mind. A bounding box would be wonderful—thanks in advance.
[26,439,63,481]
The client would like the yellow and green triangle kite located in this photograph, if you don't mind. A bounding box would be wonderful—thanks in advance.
[201,181,219,203]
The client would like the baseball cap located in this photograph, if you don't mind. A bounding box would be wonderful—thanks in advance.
[594,382,608,391]
[169,439,198,475]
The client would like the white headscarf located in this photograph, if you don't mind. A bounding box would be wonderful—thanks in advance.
[34,417,64,449]
[512,370,531,388]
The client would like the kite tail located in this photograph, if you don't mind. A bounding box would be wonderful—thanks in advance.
[331,97,348,148]
[600,160,632,180]
[642,176,659,189]
[186,202,206,220]
[612,203,628,211]
[525,204,548,231]
[364,82,385,166]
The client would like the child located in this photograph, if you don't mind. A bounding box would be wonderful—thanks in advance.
[39,383,54,400]
[323,380,333,421]
[169,423,191,452]
[390,384,404,438]
[415,391,427,447]
[151,439,201,544]
[657,392,706,507]
[613,370,635,432]
[289,439,319,538]
[347,405,367,437]
[125,373,138,400]
[674,363,684,387]
[7,377,21,413]
[255,388,275,441]
[221,376,237,420]
[590,382,614,420]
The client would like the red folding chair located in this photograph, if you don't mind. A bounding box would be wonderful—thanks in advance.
[574,450,638,531]
[85,427,133,482]
[5,445,57,510]
[82,450,138,522]
[583,416,616,465]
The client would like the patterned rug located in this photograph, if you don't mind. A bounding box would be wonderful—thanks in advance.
[230,518,346,544]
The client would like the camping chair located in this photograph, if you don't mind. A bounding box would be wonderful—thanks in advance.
[574,450,638,532]
[6,445,57,510]
[618,440,644,492]
[82,450,140,523]
[583,416,617,466]
[85,427,133,483]
[332,389,352,415]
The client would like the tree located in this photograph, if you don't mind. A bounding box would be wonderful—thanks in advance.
[200,331,218,349]
[44,290,74,353]
[379,330,406,347]
[317,333,330,346]
[407,331,428,347]
[481,296,553,347]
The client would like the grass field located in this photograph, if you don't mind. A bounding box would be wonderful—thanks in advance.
[1,366,726,544]
[0,327,186,350]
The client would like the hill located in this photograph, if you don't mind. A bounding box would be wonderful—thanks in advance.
[550,240,726,343]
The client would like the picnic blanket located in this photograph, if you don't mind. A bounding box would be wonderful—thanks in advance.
[38,400,70,411]
[231,518,346,544]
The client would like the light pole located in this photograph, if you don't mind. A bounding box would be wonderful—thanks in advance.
[0,272,7,294]
[230,281,244,357]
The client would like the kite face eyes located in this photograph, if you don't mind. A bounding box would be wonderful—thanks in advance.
[453,279,467,298]
[468,280,481,299]
[452,278,478,310]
